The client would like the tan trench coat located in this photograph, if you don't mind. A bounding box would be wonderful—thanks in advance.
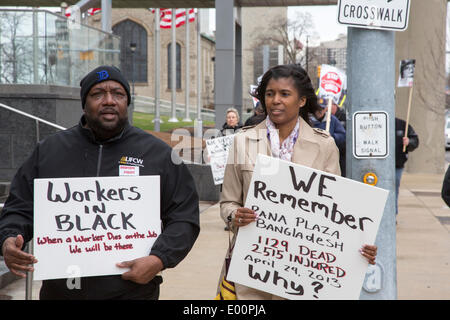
[218,117,341,300]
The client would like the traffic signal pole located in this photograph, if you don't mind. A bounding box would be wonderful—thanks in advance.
[346,27,397,299]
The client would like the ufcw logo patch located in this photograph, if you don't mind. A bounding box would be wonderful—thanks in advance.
[119,156,144,167]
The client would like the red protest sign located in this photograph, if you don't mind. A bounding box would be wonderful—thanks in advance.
[320,71,343,95]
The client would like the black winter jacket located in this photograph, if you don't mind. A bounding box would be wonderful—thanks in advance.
[0,116,200,299]
[395,118,419,168]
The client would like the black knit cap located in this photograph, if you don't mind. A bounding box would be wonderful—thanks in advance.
[79,65,131,108]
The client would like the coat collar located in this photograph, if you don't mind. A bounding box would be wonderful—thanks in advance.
[246,116,321,168]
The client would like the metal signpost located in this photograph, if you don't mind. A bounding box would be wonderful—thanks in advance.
[338,0,411,299]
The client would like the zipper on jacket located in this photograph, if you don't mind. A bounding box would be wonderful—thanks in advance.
[96,144,103,177]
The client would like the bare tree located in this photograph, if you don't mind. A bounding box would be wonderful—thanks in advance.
[0,11,34,84]
[254,11,319,66]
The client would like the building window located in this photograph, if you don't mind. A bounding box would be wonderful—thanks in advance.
[112,20,147,82]
[253,46,281,84]
[167,42,181,90]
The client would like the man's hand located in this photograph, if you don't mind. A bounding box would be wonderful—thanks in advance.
[2,235,37,278]
[402,136,410,148]
[116,255,163,284]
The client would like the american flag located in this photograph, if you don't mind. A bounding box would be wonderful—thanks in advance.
[65,7,101,17]
[151,8,196,29]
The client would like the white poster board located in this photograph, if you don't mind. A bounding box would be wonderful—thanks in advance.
[227,155,388,300]
[397,59,415,88]
[318,64,347,104]
[206,135,235,185]
[33,176,161,280]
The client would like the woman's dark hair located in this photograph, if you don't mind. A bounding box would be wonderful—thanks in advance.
[252,64,320,125]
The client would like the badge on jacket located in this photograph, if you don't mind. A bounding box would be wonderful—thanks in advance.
[118,156,144,176]
[119,165,139,176]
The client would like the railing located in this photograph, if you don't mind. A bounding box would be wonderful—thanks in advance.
[134,95,254,123]
[134,95,216,122]
[0,102,66,300]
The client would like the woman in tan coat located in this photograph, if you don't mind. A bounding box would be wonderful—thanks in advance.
[219,64,377,300]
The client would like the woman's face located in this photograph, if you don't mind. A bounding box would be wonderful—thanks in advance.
[264,76,306,128]
[226,111,238,127]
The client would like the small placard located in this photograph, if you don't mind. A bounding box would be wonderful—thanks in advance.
[352,111,389,159]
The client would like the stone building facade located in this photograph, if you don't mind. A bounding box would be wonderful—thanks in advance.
[87,8,216,111]
[241,7,288,111]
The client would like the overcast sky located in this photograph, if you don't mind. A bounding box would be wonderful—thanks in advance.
[288,5,347,43]
[209,5,347,45]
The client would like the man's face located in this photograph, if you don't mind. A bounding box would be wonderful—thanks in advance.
[84,80,128,140]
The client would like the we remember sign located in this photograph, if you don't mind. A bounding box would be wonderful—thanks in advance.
[227,155,388,299]
[33,176,161,280]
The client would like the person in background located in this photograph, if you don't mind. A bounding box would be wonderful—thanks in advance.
[244,102,265,127]
[311,96,346,176]
[220,107,243,136]
[218,64,378,300]
[395,117,419,215]
[441,165,450,208]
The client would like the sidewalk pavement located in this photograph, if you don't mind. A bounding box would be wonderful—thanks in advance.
[0,173,449,300]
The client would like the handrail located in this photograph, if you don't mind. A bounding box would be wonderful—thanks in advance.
[0,102,66,131]
[0,101,65,300]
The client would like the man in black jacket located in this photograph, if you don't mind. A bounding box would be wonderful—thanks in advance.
[395,117,419,215]
[0,66,200,299]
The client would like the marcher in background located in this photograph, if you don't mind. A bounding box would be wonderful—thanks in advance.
[395,117,419,215]
[220,107,243,136]
[311,97,346,176]
[441,165,450,207]
[0,65,200,300]
[244,102,265,127]
[218,64,378,300]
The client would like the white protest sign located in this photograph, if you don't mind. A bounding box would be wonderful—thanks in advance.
[206,134,235,185]
[250,85,259,107]
[318,64,347,104]
[337,0,410,31]
[33,176,161,280]
[227,154,388,300]
[397,59,415,88]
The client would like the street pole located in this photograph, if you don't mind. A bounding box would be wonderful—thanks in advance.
[183,8,192,122]
[195,9,202,138]
[306,35,309,74]
[130,42,136,125]
[169,9,179,123]
[154,8,161,132]
[32,8,39,84]
[346,27,397,299]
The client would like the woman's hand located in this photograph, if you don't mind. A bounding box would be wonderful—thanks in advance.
[233,207,258,227]
[360,244,377,265]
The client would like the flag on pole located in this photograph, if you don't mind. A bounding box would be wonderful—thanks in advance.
[151,8,195,28]
[65,7,101,17]
[87,8,101,16]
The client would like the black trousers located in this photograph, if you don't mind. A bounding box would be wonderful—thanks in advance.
[39,275,163,300]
